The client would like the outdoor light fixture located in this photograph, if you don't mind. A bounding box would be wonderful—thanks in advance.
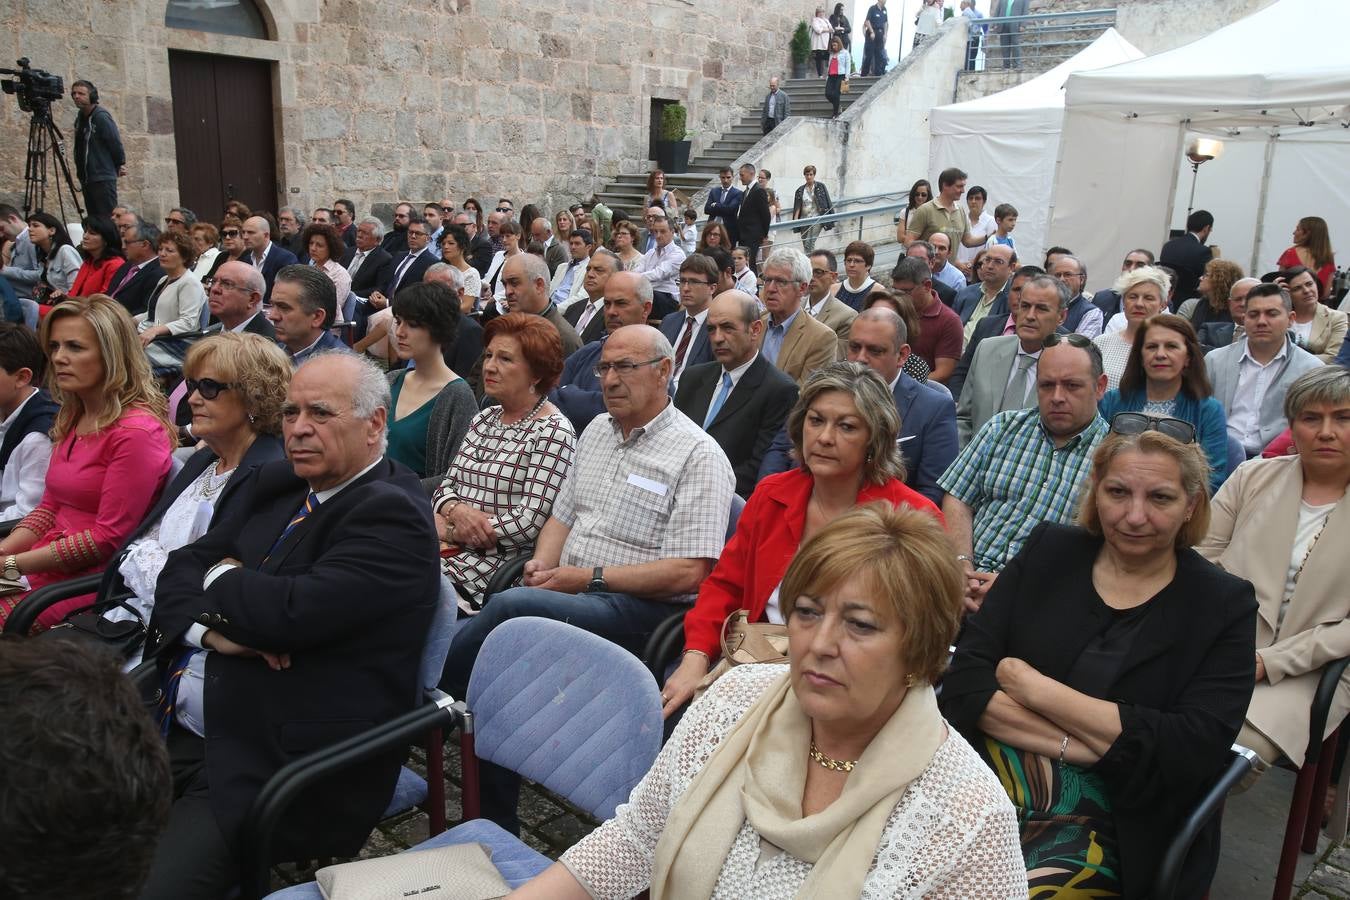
[1185,137,1225,217]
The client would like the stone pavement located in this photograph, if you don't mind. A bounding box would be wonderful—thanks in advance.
[269,737,1346,897]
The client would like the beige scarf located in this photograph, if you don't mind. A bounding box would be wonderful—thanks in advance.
[650,671,945,899]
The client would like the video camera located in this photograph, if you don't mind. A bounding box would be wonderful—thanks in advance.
[0,58,65,115]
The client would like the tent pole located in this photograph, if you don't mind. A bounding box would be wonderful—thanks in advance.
[1250,131,1278,275]
[1160,121,1186,242]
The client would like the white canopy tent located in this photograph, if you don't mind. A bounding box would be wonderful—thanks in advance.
[929,29,1143,268]
[1050,0,1350,288]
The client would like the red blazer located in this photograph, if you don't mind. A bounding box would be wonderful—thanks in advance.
[70,255,124,297]
[682,467,942,657]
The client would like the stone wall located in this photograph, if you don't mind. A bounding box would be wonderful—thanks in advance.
[0,0,804,223]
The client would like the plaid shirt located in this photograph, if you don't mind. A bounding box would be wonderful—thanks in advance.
[553,401,735,602]
[938,407,1107,571]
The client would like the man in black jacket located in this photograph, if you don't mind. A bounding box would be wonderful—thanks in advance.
[71,79,125,218]
[108,215,164,317]
[1159,210,1214,306]
[734,163,771,275]
[453,211,494,276]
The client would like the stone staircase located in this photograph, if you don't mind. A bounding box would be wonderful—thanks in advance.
[594,75,882,214]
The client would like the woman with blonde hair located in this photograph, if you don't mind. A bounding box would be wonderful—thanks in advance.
[0,295,175,630]
[1094,265,1172,390]
[1278,216,1336,300]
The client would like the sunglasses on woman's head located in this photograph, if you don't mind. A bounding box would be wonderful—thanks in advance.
[1109,412,1196,445]
[185,378,238,401]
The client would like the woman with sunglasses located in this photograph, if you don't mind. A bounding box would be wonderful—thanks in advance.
[943,427,1257,899]
[91,333,290,663]
[895,179,932,243]
[1099,313,1228,493]
[1198,367,1350,787]
[205,216,249,281]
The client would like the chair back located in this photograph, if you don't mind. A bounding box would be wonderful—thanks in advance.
[421,575,459,694]
[468,616,662,820]
[726,492,746,541]
[1225,433,1245,480]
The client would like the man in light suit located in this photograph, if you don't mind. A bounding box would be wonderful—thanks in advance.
[1206,283,1323,458]
[957,274,1068,445]
[760,247,838,386]
[676,291,798,497]
[807,250,858,356]
[659,254,719,390]
[703,167,743,236]
[950,264,1046,400]
[548,229,593,312]
[241,215,299,306]
[562,248,619,347]
[0,204,40,299]
[736,163,773,275]
[761,76,791,134]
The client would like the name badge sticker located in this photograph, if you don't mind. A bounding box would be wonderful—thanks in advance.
[626,473,669,496]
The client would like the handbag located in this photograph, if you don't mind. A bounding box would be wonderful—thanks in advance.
[316,841,509,900]
[841,78,851,93]
[695,609,789,698]
[41,598,147,661]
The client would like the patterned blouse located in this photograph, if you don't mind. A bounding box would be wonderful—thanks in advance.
[432,407,576,611]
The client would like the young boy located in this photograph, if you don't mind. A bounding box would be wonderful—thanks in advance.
[985,203,1017,252]
[681,208,699,253]
[0,324,57,519]
[732,246,758,295]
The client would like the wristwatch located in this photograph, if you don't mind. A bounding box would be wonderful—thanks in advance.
[587,566,608,593]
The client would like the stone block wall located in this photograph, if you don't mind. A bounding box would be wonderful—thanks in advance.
[0,0,804,223]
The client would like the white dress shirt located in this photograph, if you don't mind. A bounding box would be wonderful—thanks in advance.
[670,307,710,387]
[0,390,51,519]
[636,241,687,295]
[1228,342,1289,453]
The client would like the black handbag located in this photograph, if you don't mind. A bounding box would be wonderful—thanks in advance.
[40,598,147,661]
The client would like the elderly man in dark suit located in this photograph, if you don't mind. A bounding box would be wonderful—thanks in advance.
[138,351,439,900]
[676,291,798,497]
[108,214,165,317]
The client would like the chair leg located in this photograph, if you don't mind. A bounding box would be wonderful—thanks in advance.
[1304,728,1341,852]
[425,728,446,835]
[1275,758,1320,900]
[460,729,480,821]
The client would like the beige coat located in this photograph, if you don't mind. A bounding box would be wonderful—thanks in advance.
[1303,302,1348,363]
[761,308,838,386]
[1196,455,1350,766]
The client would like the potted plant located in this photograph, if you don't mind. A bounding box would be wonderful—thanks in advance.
[655,103,691,174]
[791,21,811,79]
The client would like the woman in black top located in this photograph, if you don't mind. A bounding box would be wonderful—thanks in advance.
[830,2,852,50]
[941,428,1257,900]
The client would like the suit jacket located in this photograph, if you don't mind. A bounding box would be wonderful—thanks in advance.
[1197,456,1350,767]
[468,232,494,276]
[548,256,590,311]
[659,309,715,373]
[1299,302,1348,363]
[674,356,798,497]
[931,276,957,309]
[539,303,582,358]
[703,185,743,224]
[953,281,1009,325]
[342,245,395,299]
[446,314,484,397]
[563,296,607,346]
[253,243,299,305]
[1092,287,1121,320]
[1158,232,1212,304]
[340,222,357,248]
[145,458,439,859]
[544,239,568,277]
[240,311,277,341]
[0,230,41,293]
[942,523,1256,900]
[736,183,772,257]
[380,228,409,258]
[108,258,165,317]
[763,309,838,385]
[1204,338,1323,452]
[382,248,435,298]
[810,296,857,355]
[762,89,791,123]
[955,334,1032,446]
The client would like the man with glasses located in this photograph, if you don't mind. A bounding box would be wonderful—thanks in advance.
[204,261,274,339]
[1091,248,1154,320]
[452,211,494,276]
[163,208,195,235]
[903,240,958,308]
[277,207,308,259]
[1048,254,1105,338]
[891,256,961,385]
[562,248,620,346]
[495,199,515,220]
[333,199,357,247]
[955,273,1069,445]
[940,335,1109,612]
[676,290,797,497]
[499,253,581,357]
[659,254,719,388]
[635,213,685,321]
[954,243,1015,342]
[241,216,299,306]
[107,216,164,316]
[441,321,734,834]
[759,246,837,386]
[379,203,413,257]
[373,213,435,306]
[949,263,1046,400]
[805,249,857,354]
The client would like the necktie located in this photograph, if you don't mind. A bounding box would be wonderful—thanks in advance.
[674,315,697,370]
[110,263,138,296]
[155,647,198,736]
[1002,354,1035,410]
[266,491,319,561]
[348,250,366,276]
[576,300,599,334]
[391,253,416,292]
[704,372,733,429]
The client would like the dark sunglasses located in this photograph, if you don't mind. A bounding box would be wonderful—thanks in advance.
[221,229,241,238]
[1042,332,1094,349]
[1109,412,1196,444]
[495,206,513,213]
[185,377,238,401]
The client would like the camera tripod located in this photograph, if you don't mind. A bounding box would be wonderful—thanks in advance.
[21,104,83,221]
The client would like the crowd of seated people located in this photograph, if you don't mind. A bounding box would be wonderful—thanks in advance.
[0,184,1345,900]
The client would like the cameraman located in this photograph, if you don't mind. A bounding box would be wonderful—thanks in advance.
[71,79,125,218]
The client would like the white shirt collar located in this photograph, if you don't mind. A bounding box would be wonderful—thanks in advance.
[1240,337,1289,367]
[723,352,759,387]
[808,294,830,316]
[313,456,385,504]
[230,310,264,333]
[0,388,39,434]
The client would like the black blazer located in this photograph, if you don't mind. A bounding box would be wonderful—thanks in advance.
[468,232,494,276]
[736,183,772,258]
[674,356,798,497]
[145,458,439,859]
[382,249,435,298]
[658,309,714,371]
[342,245,395,299]
[940,523,1257,900]
[241,311,277,341]
[108,258,165,317]
[563,297,607,346]
[1159,233,1212,305]
[256,244,299,305]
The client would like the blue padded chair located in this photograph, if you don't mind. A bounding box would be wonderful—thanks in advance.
[248,575,461,899]
[1225,433,1246,482]
[266,615,664,897]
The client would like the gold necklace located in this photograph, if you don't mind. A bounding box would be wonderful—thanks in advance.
[809,740,858,772]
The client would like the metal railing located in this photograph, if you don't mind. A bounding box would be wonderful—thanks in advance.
[747,200,908,264]
[962,8,1117,73]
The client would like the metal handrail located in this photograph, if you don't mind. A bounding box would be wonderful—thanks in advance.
[767,201,907,233]
[979,8,1117,26]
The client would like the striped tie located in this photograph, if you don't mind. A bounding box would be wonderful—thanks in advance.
[155,647,198,737]
[266,491,318,561]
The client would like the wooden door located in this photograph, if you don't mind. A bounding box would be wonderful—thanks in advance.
[169,51,278,219]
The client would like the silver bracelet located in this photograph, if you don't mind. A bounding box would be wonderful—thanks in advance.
[1058,734,1070,767]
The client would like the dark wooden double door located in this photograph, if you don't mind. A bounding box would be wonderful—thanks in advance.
[169,51,278,219]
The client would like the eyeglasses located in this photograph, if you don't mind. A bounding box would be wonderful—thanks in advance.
[221,229,241,238]
[185,377,238,401]
[592,358,665,378]
[165,217,186,227]
[677,278,714,288]
[1042,333,1094,349]
[495,207,513,213]
[202,276,248,293]
[1109,412,1196,444]
[810,268,832,277]
[762,276,798,288]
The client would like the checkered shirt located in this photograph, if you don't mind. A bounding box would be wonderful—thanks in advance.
[938,407,1107,571]
[553,401,735,602]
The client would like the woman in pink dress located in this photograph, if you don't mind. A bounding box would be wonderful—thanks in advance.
[0,294,175,631]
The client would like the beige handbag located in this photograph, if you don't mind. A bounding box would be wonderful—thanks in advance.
[695,609,790,698]
[841,78,851,93]
[316,842,510,900]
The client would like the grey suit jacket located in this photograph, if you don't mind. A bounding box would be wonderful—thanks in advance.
[762,89,791,123]
[544,239,568,277]
[956,334,1032,446]
[1205,337,1323,453]
[1,231,41,293]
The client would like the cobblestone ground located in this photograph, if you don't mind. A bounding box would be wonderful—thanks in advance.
[1302,845,1350,899]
